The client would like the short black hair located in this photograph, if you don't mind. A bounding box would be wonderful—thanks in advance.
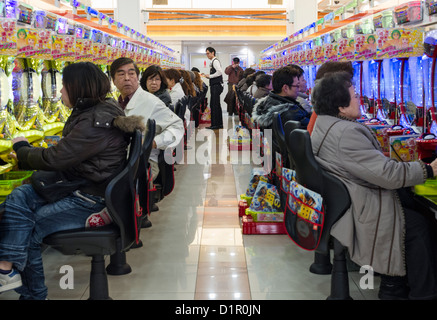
[288,64,304,78]
[243,68,256,78]
[110,57,140,80]
[63,62,110,108]
[272,66,300,94]
[233,57,240,63]
[311,71,353,116]
[255,73,272,88]
[191,67,200,72]
[206,47,216,55]
[316,61,353,80]
[140,64,168,92]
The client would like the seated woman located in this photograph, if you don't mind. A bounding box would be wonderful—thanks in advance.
[164,68,190,127]
[0,62,145,300]
[311,71,437,300]
[163,68,185,106]
[140,65,172,107]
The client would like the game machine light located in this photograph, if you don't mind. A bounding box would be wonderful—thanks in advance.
[353,17,376,121]
[364,10,395,126]
[0,0,20,156]
[386,1,424,137]
[39,13,66,140]
[416,29,437,160]
[12,3,46,145]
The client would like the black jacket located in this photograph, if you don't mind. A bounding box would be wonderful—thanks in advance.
[154,88,172,108]
[252,92,311,130]
[14,98,145,197]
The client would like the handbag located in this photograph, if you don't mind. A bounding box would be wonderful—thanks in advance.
[283,169,325,251]
[31,170,88,203]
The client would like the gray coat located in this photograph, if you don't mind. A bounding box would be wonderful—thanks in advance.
[311,115,427,276]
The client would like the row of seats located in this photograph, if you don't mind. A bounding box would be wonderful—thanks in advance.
[234,85,353,300]
[275,115,352,300]
[43,119,157,300]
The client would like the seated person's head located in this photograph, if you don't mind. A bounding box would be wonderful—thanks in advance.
[140,65,168,94]
[288,64,307,93]
[272,66,300,99]
[311,71,361,120]
[255,73,272,90]
[110,57,140,98]
[163,68,182,89]
[62,62,111,109]
[316,61,354,80]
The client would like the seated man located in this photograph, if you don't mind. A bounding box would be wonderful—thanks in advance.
[252,66,311,130]
[111,58,184,212]
[253,73,272,100]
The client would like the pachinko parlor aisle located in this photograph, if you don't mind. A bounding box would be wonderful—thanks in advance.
[1,0,437,304]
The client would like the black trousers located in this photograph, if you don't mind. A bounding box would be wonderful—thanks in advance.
[210,83,223,127]
[397,188,437,299]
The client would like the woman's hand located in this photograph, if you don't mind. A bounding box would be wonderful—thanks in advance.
[430,158,437,177]
[12,136,29,144]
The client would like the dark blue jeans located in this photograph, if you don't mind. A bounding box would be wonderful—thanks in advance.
[0,184,106,300]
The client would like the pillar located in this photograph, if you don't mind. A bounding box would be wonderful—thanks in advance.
[115,0,147,36]
[293,0,318,32]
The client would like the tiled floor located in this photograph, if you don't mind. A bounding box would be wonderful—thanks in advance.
[0,112,381,301]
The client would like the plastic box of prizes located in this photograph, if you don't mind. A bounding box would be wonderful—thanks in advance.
[0,171,33,196]
[242,215,286,235]
[229,126,251,151]
[240,168,270,207]
[245,181,283,222]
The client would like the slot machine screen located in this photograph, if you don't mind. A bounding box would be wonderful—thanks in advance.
[83,27,91,40]
[56,18,67,34]
[5,0,17,19]
[427,0,437,15]
[395,3,422,24]
[91,29,102,43]
[17,4,32,25]
[75,25,83,39]
[111,37,117,48]
[102,34,110,45]
[45,14,57,31]
[34,10,45,29]
[373,15,383,29]
[67,23,75,36]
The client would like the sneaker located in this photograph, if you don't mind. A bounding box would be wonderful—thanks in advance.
[0,269,22,293]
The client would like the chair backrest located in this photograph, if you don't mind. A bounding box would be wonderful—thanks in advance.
[105,129,143,251]
[288,129,351,255]
[174,97,187,121]
[137,119,156,213]
[283,120,301,170]
[272,112,288,168]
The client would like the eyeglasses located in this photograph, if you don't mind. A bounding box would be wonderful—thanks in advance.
[147,78,161,83]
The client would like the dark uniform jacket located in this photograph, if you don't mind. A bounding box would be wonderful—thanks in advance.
[14,98,145,197]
